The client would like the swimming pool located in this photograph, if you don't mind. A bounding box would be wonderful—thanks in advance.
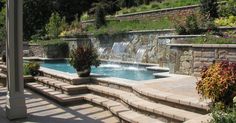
[40,60,156,81]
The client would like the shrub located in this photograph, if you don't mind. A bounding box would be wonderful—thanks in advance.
[170,12,202,35]
[196,61,236,105]
[45,12,68,39]
[211,101,236,123]
[69,43,100,77]
[214,15,236,27]
[24,62,40,76]
[192,35,236,44]
[218,0,236,17]
[23,63,30,75]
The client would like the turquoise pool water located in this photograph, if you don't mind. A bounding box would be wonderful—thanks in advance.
[41,60,156,81]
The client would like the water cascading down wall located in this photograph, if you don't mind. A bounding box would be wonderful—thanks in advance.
[89,30,175,66]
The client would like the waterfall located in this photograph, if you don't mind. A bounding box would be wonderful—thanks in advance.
[98,47,106,55]
[135,48,146,62]
[111,42,129,54]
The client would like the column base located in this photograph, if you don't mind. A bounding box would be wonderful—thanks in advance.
[6,95,27,120]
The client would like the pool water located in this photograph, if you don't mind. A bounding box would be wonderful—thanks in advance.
[41,60,156,81]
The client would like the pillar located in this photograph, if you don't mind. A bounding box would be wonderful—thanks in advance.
[6,0,27,120]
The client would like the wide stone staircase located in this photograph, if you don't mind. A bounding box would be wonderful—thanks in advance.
[0,63,210,123]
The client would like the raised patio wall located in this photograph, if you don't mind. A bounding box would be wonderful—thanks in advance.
[29,44,69,58]
[169,44,236,76]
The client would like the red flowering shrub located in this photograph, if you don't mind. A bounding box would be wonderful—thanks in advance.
[196,61,236,105]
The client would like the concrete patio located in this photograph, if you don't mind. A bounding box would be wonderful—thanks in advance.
[0,87,119,123]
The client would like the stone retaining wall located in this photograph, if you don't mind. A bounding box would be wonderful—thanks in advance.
[29,44,69,58]
[169,44,236,76]
[64,31,204,68]
[116,5,199,21]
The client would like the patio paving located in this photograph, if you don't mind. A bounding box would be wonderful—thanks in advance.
[0,87,119,123]
[140,75,201,98]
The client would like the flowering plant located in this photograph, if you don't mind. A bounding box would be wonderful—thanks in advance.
[196,61,236,105]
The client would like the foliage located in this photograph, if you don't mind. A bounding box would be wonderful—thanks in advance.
[117,0,200,15]
[211,102,236,123]
[45,12,66,39]
[1,51,5,62]
[0,1,7,41]
[59,16,86,37]
[80,12,91,21]
[23,63,30,75]
[170,11,203,34]
[24,62,40,76]
[92,1,109,29]
[214,16,236,27]
[196,61,236,105]
[191,35,236,44]
[23,0,55,40]
[218,0,236,17]
[200,0,218,19]
[69,43,100,72]
[86,17,172,36]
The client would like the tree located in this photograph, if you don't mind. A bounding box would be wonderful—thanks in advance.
[200,0,219,19]
[45,12,64,38]
[0,0,6,42]
[94,2,107,29]
[23,0,55,40]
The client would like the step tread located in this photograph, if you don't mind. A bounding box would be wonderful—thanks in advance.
[26,82,84,102]
[35,76,87,91]
[83,94,164,123]
[88,85,203,121]
[133,86,210,110]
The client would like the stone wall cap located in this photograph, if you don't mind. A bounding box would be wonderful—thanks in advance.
[169,44,236,48]
[159,35,204,39]
[127,29,175,33]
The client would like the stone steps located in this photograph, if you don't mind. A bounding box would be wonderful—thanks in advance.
[33,76,204,122]
[34,76,89,95]
[88,85,203,122]
[26,82,84,104]
[83,94,164,123]
[93,77,210,113]
[25,82,164,123]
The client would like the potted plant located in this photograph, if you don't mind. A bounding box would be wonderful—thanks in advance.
[25,62,40,76]
[69,43,100,77]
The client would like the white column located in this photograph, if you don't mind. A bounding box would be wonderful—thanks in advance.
[6,0,27,120]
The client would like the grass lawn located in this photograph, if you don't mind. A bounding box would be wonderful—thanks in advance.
[86,17,173,36]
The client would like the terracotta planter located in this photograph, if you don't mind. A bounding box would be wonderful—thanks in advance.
[77,68,91,77]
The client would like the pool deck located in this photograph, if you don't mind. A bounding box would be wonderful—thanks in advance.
[0,87,119,123]
[140,74,201,98]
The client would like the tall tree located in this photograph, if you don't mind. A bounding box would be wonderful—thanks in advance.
[200,0,219,19]
[23,0,54,39]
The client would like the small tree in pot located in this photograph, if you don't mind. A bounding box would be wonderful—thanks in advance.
[69,43,100,77]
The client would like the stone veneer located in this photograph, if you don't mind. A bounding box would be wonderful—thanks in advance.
[169,44,236,76]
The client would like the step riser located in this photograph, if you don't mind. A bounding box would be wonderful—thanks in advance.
[25,84,85,106]
[42,72,91,85]
[37,81,90,95]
